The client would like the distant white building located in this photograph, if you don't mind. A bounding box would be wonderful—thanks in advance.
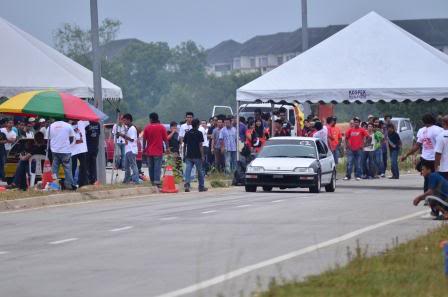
[206,18,448,77]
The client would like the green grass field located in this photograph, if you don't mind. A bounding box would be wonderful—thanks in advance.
[259,225,448,297]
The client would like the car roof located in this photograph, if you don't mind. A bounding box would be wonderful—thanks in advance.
[268,136,317,142]
[379,117,410,121]
[239,103,295,109]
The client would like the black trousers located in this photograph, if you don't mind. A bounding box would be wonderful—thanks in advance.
[87,149,98,184]
[72,152,88,187]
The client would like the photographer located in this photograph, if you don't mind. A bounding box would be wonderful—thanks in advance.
[278,107,291,136]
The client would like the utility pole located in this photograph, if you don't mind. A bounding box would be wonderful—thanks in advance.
[90,0,106,184]
[301,0,309,52]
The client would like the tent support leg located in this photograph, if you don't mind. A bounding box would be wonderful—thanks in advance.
[236,100,240,162]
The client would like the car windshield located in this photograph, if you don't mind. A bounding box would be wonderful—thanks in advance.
[258,144,316,158]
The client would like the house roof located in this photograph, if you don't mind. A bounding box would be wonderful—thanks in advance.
[205,40,242,65]
[98,38,145,60]
[207,18,448,65]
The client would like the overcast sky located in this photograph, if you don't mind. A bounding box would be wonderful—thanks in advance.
[1,0,448,49]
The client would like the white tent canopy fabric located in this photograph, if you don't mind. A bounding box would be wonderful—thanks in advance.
[237,12,448,104]
[0,17,122,100]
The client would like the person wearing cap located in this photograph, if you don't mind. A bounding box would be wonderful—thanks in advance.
[344,117,370,181]
[24,122,34,139]
[39,119,49,139]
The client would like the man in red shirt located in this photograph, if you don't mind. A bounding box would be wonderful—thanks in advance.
[327,117,342,164]
[344,117,370,181]
[143,113,169,187]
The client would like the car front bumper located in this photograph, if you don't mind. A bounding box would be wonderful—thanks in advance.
[245,173,317,188]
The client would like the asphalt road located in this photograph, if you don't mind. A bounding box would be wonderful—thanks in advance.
[0,174,441,297]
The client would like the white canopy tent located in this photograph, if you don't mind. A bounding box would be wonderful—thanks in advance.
[237,12,448,104]
[0,17,122,100]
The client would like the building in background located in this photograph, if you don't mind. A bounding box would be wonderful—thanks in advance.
[206,18,448,76]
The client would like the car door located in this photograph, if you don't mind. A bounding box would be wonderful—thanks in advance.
[316,140,333,184]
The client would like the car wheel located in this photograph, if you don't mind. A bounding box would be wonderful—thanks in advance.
[325,170,336,192]
[262,186,273,192]
[245,185,257,192]
[309,174,321,193]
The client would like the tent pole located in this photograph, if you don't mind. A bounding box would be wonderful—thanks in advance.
[90,0,106,185]
[270,102,275,137]
[236,100,240,162]
[301,0,309,52]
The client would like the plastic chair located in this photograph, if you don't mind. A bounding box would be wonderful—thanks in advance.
[28,155,46,187]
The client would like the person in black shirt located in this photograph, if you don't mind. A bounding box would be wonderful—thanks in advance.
[167,121,182,175]
[0,119,6,181]
[387,123,401,179]
[168,121,180,154]
[11,132,46,190]
[85,121,101,184]
[278,107,292,136]
[183,118,207,192]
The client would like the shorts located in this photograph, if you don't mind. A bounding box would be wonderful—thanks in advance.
[426,196,448,213]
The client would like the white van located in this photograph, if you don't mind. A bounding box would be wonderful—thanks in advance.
[238,103,312,136]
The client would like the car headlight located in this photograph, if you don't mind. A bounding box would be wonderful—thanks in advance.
[293,167,315,173]
[247,166,265,173]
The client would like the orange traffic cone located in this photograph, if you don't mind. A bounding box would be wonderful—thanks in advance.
[161,166,178,193]
[42,159,53,189]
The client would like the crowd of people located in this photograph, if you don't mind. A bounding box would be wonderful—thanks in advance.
[2,108,448,220]
[0,117,100,191]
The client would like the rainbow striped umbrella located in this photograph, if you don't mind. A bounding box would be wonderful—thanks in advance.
[0,90,107,122]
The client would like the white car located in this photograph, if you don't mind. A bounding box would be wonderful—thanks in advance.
[245,137,336,193]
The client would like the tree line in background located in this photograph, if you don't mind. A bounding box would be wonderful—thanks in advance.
[53,18,259,125]
[53,19,448,128]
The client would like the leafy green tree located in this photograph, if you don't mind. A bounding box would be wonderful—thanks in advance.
[53,18,121,59]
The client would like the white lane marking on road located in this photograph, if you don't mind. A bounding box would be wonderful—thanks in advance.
[236,204,251,208]
[201,210,217,214]
[271,199,284,203]
[109,226,134,232]
[0,251,9,255]
[48,238,79,245]
[153,210,428,297]
[420,213,432,219]
[160,217,178,221]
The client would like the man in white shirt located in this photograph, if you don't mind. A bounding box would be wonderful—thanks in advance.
[0,119,17,153]
[112,117,126,169]
[179,112,194,179]
[179,112,194,153]
[117,114,140,184]
[39,118,48,139]
[70,120,89,187]
[49,120,75,190]
[199,120,210,174]
[402,114,444,191]
[435,115,448,180]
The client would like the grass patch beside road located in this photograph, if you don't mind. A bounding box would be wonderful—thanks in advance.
[207,171,231,188]
[0,182,154,202]
[259,224,448,297]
